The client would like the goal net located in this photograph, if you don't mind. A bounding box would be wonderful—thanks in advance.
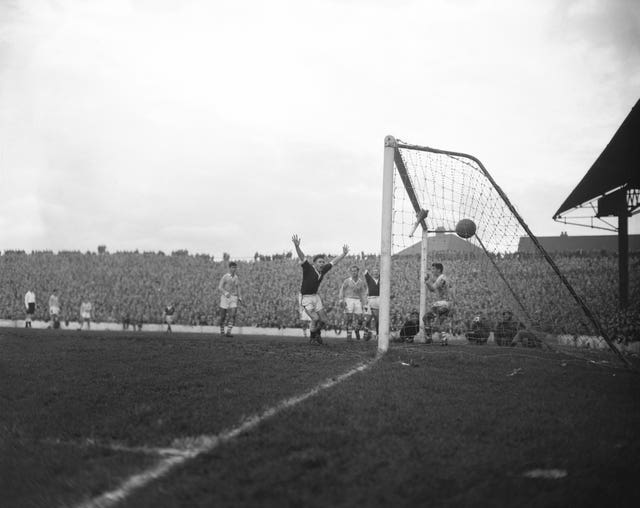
[378,136,629,366]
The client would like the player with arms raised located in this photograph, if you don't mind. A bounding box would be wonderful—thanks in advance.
[292,234,349,344]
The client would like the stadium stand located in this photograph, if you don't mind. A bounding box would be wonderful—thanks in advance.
[0,249,638,343]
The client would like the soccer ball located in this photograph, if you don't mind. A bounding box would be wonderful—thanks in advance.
[455,218,476,239]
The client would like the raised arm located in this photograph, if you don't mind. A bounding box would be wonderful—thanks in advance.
[424,272,435,292]
[359,279,368,306]
[330,244,349,266]
[291,234,306,262]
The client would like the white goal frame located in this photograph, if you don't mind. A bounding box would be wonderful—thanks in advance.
[379,135,429,352]
[378,135,631,369]
[379,136,396,352]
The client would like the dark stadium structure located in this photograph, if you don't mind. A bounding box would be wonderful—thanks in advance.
[402,231,640,256]
[554,98,640,308]
[518,233,640,254]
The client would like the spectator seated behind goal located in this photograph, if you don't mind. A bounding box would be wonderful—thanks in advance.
[466,315,491,345]
[393,310,421,343]
[510,329,552,349]
[494,310,524,346]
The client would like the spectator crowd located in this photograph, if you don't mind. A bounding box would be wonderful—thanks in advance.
[0,248,638,343]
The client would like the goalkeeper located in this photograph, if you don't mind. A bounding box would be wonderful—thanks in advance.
[393,310,420,343]
[292,234,349,344]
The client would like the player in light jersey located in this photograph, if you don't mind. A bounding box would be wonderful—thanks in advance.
[363,267,380,340]
[339,266,368,340]
[424,262,454,345]
[48,290,61,329]
[292,234,349,344]
[24,290,36,328]
[218,261,242,337]
[79,300,93,330]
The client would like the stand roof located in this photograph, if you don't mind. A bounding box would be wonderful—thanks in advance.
[554,99,640,218]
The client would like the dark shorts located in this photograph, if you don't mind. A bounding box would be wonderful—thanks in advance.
[27,303,35,314]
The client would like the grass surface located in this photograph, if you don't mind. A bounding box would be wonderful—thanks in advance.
[1,328,639,508]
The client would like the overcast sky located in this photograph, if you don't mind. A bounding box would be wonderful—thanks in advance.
[1,0,638,259]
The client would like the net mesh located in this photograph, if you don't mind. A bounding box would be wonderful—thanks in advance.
[389,141,631,361]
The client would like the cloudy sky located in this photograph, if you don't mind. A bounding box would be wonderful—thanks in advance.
[1,0,638,259]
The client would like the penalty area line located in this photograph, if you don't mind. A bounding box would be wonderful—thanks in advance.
[72,354,381,508]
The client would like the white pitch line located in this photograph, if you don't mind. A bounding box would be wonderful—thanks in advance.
[72,355,381,508]
[44,438,194,458]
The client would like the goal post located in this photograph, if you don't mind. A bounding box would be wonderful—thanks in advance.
[378,135,631,367]
[378,135,395,353]
[418,229,429,337]
[380,135,430,353]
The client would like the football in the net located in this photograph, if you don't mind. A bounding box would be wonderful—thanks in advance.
[455,218,476,239]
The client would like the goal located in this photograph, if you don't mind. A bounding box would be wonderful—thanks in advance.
[378,135,629,366]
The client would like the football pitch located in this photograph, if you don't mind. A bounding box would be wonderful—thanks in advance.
[1,328,639,508]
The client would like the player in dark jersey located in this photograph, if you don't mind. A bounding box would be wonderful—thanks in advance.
[163,303,175,333]
[363,267,380,340]
[292,234,349,344]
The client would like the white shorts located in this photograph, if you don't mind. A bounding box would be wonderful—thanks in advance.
[220,294,239,309]
[81,311,91,320]
[344,298,363,314]
[298,294,312,321]
[432,300,451,315]
[300,294,323,315]
[299,307,312,321]
[367,296,380,311]
[49,306,60,316]
[164,315,173,324]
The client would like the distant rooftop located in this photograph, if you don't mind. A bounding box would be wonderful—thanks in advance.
[396,232,640,256]
[395,230,483,256]
[518,233,640,253]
